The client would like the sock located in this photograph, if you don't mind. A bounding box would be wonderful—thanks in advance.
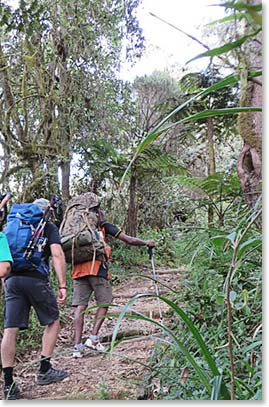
[3,367,14,386]
[90,335,99,343]
[74,343,84,348]
[39,356,51,373]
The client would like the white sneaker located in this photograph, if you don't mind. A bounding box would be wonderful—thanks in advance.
[84,337,106,352]
[72,343,85,358]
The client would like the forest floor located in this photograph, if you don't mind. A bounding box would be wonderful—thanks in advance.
[1,264,185,401]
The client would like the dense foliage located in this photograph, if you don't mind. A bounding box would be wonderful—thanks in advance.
[141,205,262,400]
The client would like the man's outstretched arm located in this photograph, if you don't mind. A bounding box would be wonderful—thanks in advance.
[117,232,155,248]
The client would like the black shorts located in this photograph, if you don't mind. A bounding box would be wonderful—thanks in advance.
[4,276,59,330]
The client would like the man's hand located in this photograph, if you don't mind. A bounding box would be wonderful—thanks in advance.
[57,287,67,305]
[146,240,155,248]
[118,232,155,248]
[0,261,11,278]
[51,243,67,304]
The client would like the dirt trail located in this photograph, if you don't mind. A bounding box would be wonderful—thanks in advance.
[1,265,184,400]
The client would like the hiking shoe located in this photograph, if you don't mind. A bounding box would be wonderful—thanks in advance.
[3,382,20,400]
[36,367,69,385]
[72,343,85,358]
[84,337,106,352]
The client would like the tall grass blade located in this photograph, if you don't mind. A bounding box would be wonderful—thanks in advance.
[110,293,230,399]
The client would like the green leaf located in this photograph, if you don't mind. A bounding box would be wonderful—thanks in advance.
[248,10,262,25]
[109,293,230,399]
[244,360,255,375]
[231,289,249,310]
[242,289,249,303]
[137,107,261,156]
[180,106,261,122]
[219,2,262,13]
[148,72,252,135]
[120,71,261,185]
[211,372,223,400]
[230,291,237,302]
[234,377,255,398]
[109,296,212,392]
[207,13,243,26]
[187,29,261,64]
[244,340,262,353]
[211,236,227,249]
[226,231,236,243]
[237,237,262,258]
[216,294,225,305]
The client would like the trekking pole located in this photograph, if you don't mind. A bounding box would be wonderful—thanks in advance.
[24,195,61,260]
[148,247,163,324]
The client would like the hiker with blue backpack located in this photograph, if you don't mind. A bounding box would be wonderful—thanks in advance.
[1,197,69,400]
[59,192,155,358]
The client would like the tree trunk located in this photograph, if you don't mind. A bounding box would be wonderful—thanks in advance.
[53,26,72,201]
[60,160,71,201]
[237,69,262,208]
[237,143,261,207]
[126,174,137,236]
[237,1,262,209]
[207,116,216,227]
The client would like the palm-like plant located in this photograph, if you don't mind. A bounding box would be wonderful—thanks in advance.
[167,172,241,227]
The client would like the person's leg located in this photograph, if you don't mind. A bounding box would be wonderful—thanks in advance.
[41,319,60,357]
[72,277,92,357]
[85,307,109,351]
[85,276,112,351]
[1,327,19,368]
[36,319,68,385]
[91,276,112,337]
[1,277,29,399]
[2,276,30,370]
[38,319,60,374]
[30,282,61,374]
[91,307,109,336]
[1,328,20,400]
[74,304,87,345]
[26,279,69,384]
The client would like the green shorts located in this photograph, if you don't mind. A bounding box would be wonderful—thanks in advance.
[72,276,113,307]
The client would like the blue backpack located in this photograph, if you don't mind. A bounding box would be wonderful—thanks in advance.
[3,203,49,275]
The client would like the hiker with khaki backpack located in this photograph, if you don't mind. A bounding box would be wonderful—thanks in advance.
[59,192,155,358]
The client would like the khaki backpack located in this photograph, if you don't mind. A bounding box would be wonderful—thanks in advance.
[59,192,107,265]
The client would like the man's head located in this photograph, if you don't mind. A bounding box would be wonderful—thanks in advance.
[33,198,50,212]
